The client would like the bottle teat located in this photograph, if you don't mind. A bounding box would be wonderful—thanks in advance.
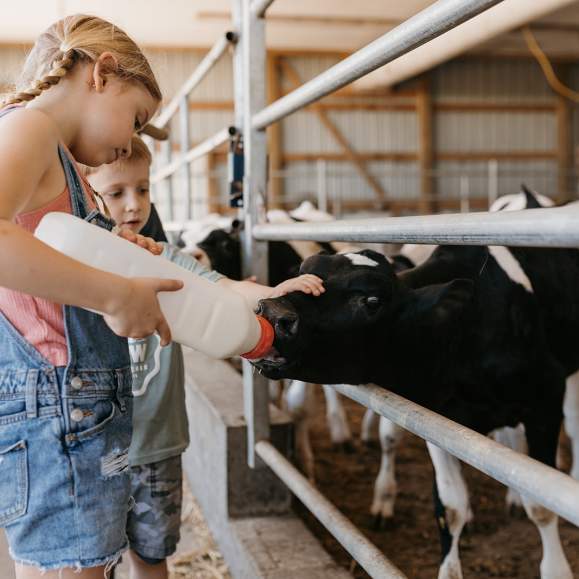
[241,315,275,360]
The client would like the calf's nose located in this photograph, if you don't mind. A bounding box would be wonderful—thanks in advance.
[257,299,300,341]
[276,312,299,340]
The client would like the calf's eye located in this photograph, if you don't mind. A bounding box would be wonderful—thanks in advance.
[365,296,381,308]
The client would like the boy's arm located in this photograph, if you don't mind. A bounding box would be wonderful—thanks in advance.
[218,275,324,309]
[160,244,324,310]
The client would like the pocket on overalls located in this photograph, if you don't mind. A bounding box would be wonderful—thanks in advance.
[0,400,26,427]
[0,441,28,526]
[71,398,117,442]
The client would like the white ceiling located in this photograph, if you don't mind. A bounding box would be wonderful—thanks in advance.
[1,1,579,59]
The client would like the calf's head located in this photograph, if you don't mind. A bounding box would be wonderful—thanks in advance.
[254,250,473,385]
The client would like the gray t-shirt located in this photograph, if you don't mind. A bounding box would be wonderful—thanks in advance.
[128,243,224,466]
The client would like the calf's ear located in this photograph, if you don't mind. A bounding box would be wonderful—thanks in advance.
[412,279,474,324]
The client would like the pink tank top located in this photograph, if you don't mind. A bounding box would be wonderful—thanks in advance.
[0,163,97,367]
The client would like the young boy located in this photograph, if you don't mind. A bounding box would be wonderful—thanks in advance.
[84,136,323,579]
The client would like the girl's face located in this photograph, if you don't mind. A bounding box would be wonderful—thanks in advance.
[72,64,159,167]
[88,159,152,233]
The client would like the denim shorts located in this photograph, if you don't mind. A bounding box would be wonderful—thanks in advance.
[0,366,133,571]
[127,455,183,562]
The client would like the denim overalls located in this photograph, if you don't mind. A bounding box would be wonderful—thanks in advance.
[0,119,133,571]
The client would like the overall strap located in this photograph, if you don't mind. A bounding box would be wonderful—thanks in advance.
[57,145,116,230]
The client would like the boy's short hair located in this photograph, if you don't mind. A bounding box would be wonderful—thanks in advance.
[82,135,152,177]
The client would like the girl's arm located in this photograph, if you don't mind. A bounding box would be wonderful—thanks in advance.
[0,109,181,345]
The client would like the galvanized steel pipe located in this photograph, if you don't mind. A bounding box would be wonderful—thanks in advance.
[255,440,407,578]
[253,204,579,248]
[250,0,276,18]
[155,32,237,128]
[252,0,505,130]
[151,127,231,184]
[332,384,579,527]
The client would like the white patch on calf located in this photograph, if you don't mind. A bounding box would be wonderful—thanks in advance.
[343,253,379,267]
[489,191,555,213]
[266,209,323,260]
[400,244,437,267]
[488,246,533,293]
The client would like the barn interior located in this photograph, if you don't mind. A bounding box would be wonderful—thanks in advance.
[1,2,579,578]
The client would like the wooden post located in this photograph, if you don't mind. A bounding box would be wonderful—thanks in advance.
[267,54,284,208]
[416,77,435,214]
[279,59,389,208]
[556,94,572,198]
[553,64,573,198]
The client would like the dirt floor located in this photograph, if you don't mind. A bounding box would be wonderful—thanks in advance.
[295,389,579,579]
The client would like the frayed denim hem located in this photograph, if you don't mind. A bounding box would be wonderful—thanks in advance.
[9,541,128,575]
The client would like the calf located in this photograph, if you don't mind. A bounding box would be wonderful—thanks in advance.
[181,204,356,479]
[254,240,576,579]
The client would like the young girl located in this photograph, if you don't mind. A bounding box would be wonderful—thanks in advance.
[0,14,184,579]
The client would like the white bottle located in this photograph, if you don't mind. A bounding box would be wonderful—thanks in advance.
[34,212,273,360]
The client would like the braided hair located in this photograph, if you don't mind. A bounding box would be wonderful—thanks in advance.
[2,14,161,107]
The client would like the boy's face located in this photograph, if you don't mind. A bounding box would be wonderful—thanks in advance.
[88,159,152,234]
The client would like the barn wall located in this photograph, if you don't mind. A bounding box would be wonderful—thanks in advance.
[0,44,575,221]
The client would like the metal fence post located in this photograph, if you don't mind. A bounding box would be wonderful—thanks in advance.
[179,97,192,220]
[160,139,174,221]
[240,0,270,468]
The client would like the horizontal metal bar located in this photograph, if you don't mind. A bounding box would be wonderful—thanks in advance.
[251,0,275,18]
[255,440,407,579]
[253,204,579,248]
[332,384,579,527]
[252,0,504,130]
[155,32,237,128]
[151,127,232,184]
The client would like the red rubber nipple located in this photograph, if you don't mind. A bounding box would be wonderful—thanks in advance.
[241,315,275,360]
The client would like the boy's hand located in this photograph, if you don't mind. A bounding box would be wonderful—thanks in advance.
[270,274,324,298]
[117,228,163,255]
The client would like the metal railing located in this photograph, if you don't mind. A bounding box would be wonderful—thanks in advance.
[234,0,579,577]
[149,31,238,221]
[253,203,579,247]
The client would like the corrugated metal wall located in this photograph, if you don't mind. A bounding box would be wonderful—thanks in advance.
[0,44,574,220]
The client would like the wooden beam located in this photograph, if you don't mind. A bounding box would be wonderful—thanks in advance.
[554,64,574,197]
[416,77,435,214]
[282,151,557,163]
[267,54,284,209]
[436,101,556,112]
[279,59,388,205]
[185,99,557,113]
[437,151,558,161]
[198,11,401,28]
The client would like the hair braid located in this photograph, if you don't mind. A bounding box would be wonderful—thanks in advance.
[2,14,161,109]
[3,49,76,106]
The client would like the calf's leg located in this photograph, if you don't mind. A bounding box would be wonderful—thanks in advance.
[427,443,470,579]
[371,417,403,527]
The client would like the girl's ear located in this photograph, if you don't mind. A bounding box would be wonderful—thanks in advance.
[92,52,119,92]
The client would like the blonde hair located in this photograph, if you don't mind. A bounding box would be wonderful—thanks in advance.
[3,14,161,106]
[82,135,152,177]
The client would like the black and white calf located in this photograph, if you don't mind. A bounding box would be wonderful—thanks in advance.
[180,204,357,480]
[254,222,577,578]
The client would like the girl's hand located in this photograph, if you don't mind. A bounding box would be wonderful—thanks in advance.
[103,277,183,346]
[117,228,163,255]
[270,274,324,298]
